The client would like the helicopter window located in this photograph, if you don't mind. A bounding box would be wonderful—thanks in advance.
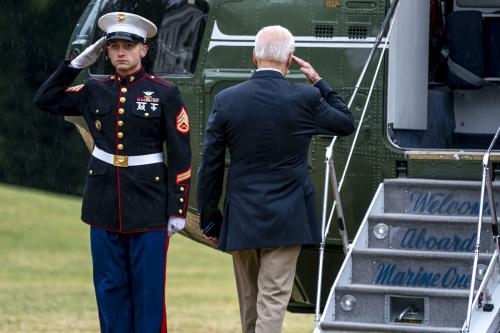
[74,2,101,41]
[90,0,208,76]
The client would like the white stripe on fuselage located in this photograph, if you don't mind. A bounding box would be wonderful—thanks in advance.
[208,21,389,51]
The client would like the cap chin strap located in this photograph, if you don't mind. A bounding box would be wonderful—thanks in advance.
[106,32,146,43]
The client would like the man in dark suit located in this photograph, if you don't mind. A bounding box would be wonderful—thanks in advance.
[197,25,354,333]
[34,12,191,332]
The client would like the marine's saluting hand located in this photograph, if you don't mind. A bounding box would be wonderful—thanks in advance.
[293,55,321,84]
[70,36,107,69]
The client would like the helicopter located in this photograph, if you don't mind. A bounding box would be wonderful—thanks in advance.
[64,0,500,330]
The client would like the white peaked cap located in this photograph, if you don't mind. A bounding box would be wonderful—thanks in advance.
[98,12,157,43]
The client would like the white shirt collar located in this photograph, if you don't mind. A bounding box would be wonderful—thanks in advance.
[256,67,284,75]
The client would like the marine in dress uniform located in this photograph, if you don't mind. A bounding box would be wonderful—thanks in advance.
[34,12,191,333]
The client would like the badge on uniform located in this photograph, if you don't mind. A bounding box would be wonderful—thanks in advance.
[176,106,190,134]
[136,91,160,114]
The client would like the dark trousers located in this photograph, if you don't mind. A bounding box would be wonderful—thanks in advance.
[90,227,169,333]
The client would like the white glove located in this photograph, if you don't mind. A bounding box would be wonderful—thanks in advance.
[70,37,107,69]
[168,216,186,237]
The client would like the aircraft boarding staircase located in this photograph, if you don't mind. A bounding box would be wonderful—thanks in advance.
[311,1,500,331]
[315,178,500,333]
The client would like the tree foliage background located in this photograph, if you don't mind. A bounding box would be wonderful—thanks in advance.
[0,0,90,195]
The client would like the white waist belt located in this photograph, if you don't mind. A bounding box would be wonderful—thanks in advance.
[92,146,163,167]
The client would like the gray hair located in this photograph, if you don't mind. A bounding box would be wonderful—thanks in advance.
[254,25,295,63]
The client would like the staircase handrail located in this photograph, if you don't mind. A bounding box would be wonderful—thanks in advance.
[314,0,401,327]
[461,249,499,332]
[323,0,401,249]
[463,125,500,332]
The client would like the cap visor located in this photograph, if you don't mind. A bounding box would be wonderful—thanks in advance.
[106,32,144,43]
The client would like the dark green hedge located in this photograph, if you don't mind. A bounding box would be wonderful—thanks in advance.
[0,0,89,195]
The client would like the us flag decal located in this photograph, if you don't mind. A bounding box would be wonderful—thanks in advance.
[176,106,190,134]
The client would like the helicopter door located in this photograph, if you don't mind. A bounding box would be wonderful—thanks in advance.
[387,0,500,150]
[387,0,429,133]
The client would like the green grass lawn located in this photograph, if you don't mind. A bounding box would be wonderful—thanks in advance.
[0,183,313,332]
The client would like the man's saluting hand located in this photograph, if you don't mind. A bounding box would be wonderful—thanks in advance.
[70,36,107,69]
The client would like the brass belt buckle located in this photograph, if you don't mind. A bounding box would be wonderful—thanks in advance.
[113,155,129,167]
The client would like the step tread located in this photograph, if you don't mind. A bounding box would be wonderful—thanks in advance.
[336,283,470,298]
[319,321,460,332]
[353,248,493,260]
[384,178,485,188]
[369,212,493,224]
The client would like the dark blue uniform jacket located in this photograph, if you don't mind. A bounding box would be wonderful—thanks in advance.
[197,70,354,251]
[34,61,191,233]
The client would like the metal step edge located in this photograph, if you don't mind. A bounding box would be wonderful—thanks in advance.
[336,284,470,298]
[383,178,486,189]
[368,213,492,224]
[352,248,493,260]
[319,321,460,332]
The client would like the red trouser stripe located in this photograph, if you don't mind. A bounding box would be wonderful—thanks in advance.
[161,231,169,332]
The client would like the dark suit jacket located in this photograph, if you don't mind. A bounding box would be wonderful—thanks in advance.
[197,70,354,251]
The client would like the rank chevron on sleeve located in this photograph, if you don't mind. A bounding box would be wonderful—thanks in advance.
[176,106,190,134]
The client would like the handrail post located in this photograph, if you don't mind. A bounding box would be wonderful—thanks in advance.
[315,148,332,326]
[484,170,500,271]
[464,163,488,332]
[463,126,500,332]
[485,171,498,235]
[328,157,349,254]
[485,129,500,257]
